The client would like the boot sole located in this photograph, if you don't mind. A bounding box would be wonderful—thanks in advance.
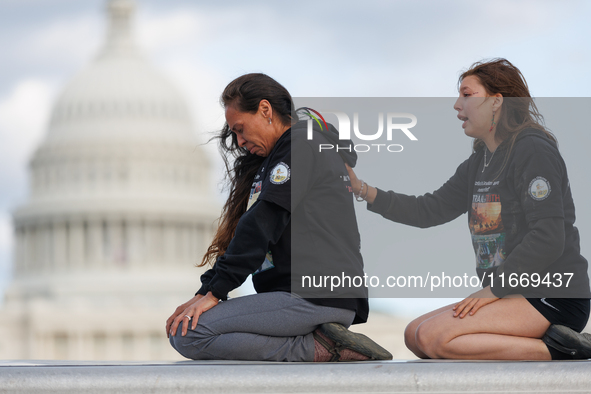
[319,322,393,360]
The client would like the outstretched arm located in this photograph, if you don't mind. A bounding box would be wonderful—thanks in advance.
[347,159,471,228]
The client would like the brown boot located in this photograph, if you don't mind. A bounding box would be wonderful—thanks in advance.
[313,322,392,362]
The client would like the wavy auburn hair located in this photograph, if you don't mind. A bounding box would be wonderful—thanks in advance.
[459,58,556,154]
[199,73,293,267]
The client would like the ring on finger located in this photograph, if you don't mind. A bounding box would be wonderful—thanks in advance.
[184,315,191,320]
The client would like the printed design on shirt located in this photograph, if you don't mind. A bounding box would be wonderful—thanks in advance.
[470,190,507,269]
[247,181,262,211]
[529,176,551,201]
[252,252,275,275]
[270,162,290,184]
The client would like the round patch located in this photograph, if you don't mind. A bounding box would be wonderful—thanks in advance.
[528,176,551,201]
[270,162,290,184]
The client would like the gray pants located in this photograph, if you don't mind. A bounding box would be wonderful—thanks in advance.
[169,291,355,361]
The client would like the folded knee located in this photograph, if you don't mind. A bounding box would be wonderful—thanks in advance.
[170,333,194,359]
[403,323,417,350]
[415,321,448,359]
[170,333,214,360]
[169,323,215,360]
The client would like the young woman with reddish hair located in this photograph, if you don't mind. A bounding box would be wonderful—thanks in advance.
[348,58,591,360]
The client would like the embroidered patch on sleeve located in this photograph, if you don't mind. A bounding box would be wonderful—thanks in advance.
[270,162,290,184]
[528,176,551,201]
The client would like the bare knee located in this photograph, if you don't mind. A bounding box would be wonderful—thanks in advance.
[404,322,428,359]
[415,321,449,359]
[403,322,416,350]
[414,322,432,357]
[404,321,424,353]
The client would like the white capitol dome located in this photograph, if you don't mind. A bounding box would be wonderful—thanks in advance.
[26,0,213,217]
[0,0,220,360]
[49,2,193,145]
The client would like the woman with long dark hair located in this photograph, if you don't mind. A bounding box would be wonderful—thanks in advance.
[166,73,391,362]
[348,58,591,360]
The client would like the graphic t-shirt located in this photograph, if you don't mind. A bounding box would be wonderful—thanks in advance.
[470,154,514,275]
[470,180,506,270]
[471,130,582,296]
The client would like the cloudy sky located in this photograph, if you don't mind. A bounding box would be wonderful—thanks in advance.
[1,0,590,314]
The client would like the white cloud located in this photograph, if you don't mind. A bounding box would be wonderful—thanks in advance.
[14,14,102,73]
[0,79,55,175]
[136,7,205,54]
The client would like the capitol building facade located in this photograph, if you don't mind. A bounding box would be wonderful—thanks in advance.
[0,0,219,360]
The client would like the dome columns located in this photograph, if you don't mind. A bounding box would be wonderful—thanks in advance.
[11,215,214,277]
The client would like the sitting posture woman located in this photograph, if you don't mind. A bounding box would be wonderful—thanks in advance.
[166,73,391,362]
[348,58,591,360]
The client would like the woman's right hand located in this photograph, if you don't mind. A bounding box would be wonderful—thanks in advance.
[345,164,362,194]
[345,164,378,204]
[166,293,219,337]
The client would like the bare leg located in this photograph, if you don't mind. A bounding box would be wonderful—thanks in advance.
[404,303,456,359]
[415,297,551,360]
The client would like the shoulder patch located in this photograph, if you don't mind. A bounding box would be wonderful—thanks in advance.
[528,176,551,201]
[270,162,290,184]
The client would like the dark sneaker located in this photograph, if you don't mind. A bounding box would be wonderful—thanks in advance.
[542,324,591,359]
[316,322,393,361]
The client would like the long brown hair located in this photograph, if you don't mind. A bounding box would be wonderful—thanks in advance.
[459,58,556,155]
[199,73,293,267]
